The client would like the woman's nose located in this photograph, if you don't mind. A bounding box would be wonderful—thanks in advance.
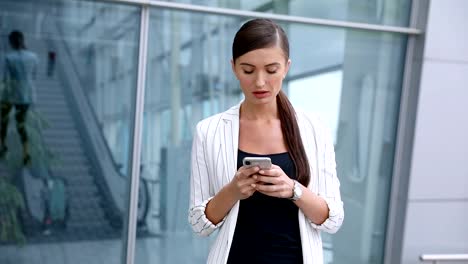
[255,72,266,87]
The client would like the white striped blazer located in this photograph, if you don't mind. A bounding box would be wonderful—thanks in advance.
[189,103,344,264]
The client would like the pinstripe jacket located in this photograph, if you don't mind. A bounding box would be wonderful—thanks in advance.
[189,103,344,264]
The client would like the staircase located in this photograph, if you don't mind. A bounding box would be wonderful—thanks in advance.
[0,39,122,243]
[36,74,119,240]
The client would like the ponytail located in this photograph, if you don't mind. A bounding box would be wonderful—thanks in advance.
[277,90,310,186]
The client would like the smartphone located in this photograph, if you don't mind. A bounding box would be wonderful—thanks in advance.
[242,157,272,169]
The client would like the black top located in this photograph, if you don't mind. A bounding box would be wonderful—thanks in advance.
[226,149,303,264]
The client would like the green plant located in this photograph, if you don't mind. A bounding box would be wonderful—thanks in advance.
[3,108,61,172]
[26,109,61,166]
[0,177,26,244]
[0,108,59,245]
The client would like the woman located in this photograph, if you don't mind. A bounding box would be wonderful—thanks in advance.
[1,30,38,165]
[189,19,344,264]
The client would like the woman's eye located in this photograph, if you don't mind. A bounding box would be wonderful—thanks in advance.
[243,70,253,74]
[267,70,277,74]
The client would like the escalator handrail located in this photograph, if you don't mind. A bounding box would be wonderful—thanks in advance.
[54,21,127,179]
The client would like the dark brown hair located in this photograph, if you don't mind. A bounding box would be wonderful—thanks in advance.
[9,31,26,50]
[232,19,310,186]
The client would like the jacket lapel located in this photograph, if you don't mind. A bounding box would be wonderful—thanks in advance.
[219,104,240,185]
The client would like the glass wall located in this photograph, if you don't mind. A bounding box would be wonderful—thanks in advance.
[137,6,407,264]
[0,0,140,263]
[159,0,412,27]
[0,1,412,264]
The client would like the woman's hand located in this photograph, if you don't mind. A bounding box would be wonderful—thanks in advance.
[228,166,260,200]
[253,164,294,198]
[204,166,259,225]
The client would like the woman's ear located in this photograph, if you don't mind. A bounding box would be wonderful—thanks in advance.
[284,59,291,79]
[231,59,238,79]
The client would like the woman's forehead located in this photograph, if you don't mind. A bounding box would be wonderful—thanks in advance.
[236,47,287,66]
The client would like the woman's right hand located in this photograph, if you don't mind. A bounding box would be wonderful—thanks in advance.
[229,166,260,200]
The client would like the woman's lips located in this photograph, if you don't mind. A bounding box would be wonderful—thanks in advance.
[253,91,269,99]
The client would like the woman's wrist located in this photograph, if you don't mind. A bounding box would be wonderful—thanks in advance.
[287,178,295,198]
[206,183,239,224]
[224,181,242,202]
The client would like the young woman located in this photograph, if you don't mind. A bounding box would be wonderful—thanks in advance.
[189,18,344,264]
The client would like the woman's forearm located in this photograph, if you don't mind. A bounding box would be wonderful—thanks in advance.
[294,184,329,225]
[205,183,239,224]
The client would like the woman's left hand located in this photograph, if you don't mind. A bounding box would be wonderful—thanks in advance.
[253,164,294,198]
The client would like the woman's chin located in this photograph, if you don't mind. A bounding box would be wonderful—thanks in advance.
[245,97,275,106]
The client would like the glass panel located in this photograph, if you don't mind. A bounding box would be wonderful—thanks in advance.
[137,8,407,264]
[289,70,343,142]
[158,0,412,27]
[0,1,140,263]
[288,23,407,264]
[136,9,241,264]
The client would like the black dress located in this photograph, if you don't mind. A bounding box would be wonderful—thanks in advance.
[226,149,303,264]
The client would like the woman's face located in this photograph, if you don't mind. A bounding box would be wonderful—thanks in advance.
[232,46,290,106]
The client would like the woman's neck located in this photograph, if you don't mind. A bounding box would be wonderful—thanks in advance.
[240,101,279,121]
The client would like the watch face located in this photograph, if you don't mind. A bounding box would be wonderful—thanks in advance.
[292,180,302,201]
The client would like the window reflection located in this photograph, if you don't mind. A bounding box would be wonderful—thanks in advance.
[0,1,140,264]
[138,8,407,264]
[289,70,343,142]
[155,0,412,27]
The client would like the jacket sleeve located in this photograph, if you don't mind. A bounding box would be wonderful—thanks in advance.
[308,119,344,234]
[188,122,226,236]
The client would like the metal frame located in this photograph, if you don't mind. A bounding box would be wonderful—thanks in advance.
[122,5,150,264]
[420,254,468,264]
[98,0,422,34]
[383,0,430,264]
[285,64,343,83]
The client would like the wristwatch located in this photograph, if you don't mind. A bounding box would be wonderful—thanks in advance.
[289,180,303,201]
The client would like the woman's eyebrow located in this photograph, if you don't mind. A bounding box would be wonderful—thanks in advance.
[265,62,280,67]
[239,62,255,67]
[239,62,280,67]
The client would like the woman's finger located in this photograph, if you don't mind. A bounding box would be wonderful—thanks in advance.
[254,175,279,185]
[240,177,258,187]
[254,183,278,193]
[237,166,260,179]
[258,167,283,177]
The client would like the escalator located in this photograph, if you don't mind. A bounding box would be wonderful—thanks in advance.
[0,0,153,243]
[0,36,150,243]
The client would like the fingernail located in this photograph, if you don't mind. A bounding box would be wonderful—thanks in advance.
[259,170,264,174]
[251,184,256,187]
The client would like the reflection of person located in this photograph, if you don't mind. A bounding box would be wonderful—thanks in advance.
[189,19,344,263]
[47,51,56,77]
[1,30,38,165]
